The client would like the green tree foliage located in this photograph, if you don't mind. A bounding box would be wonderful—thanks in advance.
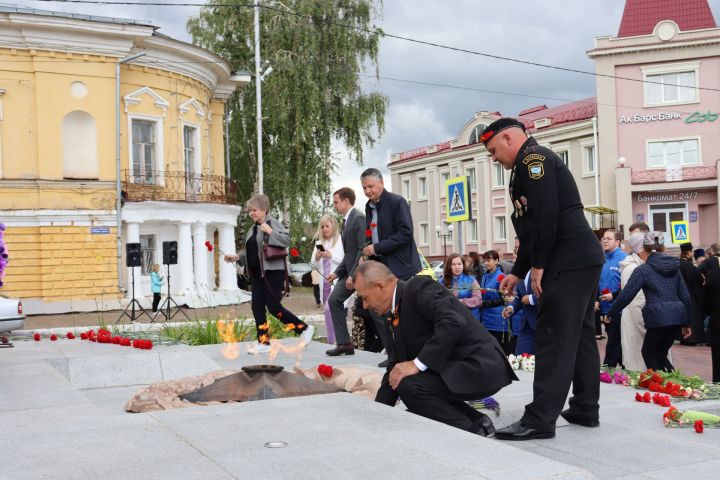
[188,1,387,237]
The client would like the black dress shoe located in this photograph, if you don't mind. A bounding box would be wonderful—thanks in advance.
[326,343,355,356]
[378,358,390,368]
[560,409,599,427]
[495,421,555,441]
[469,413,496,438]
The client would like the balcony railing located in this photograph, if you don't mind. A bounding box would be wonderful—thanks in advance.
[631,165,717,184]
[122,170,239,205]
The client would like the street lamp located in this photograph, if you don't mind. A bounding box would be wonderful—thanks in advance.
[435,224,454,260]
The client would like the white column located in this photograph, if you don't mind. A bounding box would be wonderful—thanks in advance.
[125,222,140,299]
[219,223,238,291]
[192,222,208,290]
[177,222,193,293]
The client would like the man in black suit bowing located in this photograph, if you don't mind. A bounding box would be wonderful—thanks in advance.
[354,260,517,435]
[325,187,366,356]
[361,168,421,366]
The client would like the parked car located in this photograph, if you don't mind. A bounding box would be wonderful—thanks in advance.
[0,295,25,332]
[416,250,438,280]
[430,260,444,280]
[289,263,313,287]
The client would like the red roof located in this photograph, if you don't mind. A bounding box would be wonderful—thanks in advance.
[618,0,716,37]
[518,98,596,131]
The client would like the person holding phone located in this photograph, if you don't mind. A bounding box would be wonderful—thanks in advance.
[311,213,344,344]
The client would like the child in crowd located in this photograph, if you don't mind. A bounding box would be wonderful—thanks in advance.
[150,263,163,316]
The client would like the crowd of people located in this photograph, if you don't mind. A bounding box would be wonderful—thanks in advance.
[224,116,718,441]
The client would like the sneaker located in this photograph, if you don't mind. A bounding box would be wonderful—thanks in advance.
[299,325,315,345]
[248,342,271,355]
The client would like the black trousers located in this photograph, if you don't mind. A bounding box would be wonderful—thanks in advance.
[152,292,161,312]
[521,265,602,431]
[313,284,321,305]
[397,370,495,432]
[642,326,679,372]
[603,313,623,368]
[250,271,308,343]
[488,330,513,356]
[711,330,720,383]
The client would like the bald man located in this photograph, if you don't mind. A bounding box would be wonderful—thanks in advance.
[354,260,516,436]
[481,118,604,440]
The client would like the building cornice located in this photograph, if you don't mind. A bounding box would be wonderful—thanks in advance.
[589,33,720,59]
[0,179,116,189]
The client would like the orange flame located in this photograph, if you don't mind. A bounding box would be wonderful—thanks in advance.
[258,322,269,331]
[268,338,306,363]
[216,320,239,360]
[283,323,296,332]
[259,334,269,344]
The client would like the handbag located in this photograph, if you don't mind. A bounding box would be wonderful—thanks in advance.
[262,243,288,261]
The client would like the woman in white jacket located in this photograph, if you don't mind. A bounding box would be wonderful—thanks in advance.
[311,213,344,344]
[619,232,671,371]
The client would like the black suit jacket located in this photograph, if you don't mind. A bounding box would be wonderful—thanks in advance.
[334,208,366,280]
[375,277,517,405]
[703,268,720,333]
[365,189,420,280]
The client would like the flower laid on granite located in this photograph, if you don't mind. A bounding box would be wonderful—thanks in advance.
[695,420,704,433]
[317,364,333,377]
[508,354,535,372]
[663,406,720,431]
[635,392,651,403]
[33,333,40,341]
[50,334,57,341]
[599,371,613,383]
[469,397,501,417]
[66,332,75,339]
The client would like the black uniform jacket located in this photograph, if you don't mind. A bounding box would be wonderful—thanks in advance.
[509,137,604,278]
[333,208,366,280]
[375,276,517,405]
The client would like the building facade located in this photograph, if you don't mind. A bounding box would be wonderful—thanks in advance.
[591,0,720,247]
[0,6,250,313]
[388,100,600,261]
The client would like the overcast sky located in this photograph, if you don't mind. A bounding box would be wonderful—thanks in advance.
[16,0,720,199]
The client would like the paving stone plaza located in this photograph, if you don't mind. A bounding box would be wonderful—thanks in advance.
[2,326,718,480]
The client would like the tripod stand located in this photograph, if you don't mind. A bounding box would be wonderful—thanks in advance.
[117,266,150,324]
[155,263,191,322]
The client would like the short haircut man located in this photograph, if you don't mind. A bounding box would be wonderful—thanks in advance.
[629,222,650,234]
[333,187,355,206]
[360,167,383,181]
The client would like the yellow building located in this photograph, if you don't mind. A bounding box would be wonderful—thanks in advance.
[0,6,250,314]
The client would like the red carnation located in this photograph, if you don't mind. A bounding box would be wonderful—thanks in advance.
[370,223,377,228]
[694,420,704,433]
[50,334,58,341]
[33,333,41,341]
[365,229,372,238]
[80,333,88,340]
[205,240,213,252]
[66,332,75,340]
[601,288,611,295]
[289,248,300,257]
[317,364,333,377]
[497,274,505,282]
[112,336,121,345]
[642,392,651,403]
[634,393,643,402]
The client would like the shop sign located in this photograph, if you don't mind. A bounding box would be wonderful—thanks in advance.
[619,112,683,124]
[685,111,719,124]
[636,192,698,203]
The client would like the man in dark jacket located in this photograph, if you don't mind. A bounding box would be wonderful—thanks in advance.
[354,260,516,436]
[481,118,604,440]
[678,242,706,345]
[361,167,420,366]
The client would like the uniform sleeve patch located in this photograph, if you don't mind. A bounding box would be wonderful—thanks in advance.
[522,153,545,164]
[528,161,544,179]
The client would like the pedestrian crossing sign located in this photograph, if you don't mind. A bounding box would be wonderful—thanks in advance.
[445,176,470,222]
[670,221,690,244]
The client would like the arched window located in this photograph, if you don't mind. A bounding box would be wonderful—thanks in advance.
[62,110,98,179]
[468,123,488,145]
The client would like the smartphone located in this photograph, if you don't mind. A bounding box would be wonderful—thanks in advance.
[316,244,325,252]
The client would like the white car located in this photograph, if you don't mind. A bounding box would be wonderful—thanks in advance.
[289,263,313,286]
[0,295,25,332]
[430,261,444,279]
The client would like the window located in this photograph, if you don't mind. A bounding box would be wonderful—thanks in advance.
[139,234,156,276]
[132,119,157,183]
[468,219,478,242]
[647,139,699,168]
[417,176,427,199]
[583,145,596,175]
[494,216,507,241]
[645,70,697,105]
[468,123,487,145]
[62,111,98,179]
[558,150,569,168]
[183,125,197,173]
[419,223,429,245]
[440,172,450,197]
[493,163,505,187]
[402,178,411,199]
[466,168,476,191]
